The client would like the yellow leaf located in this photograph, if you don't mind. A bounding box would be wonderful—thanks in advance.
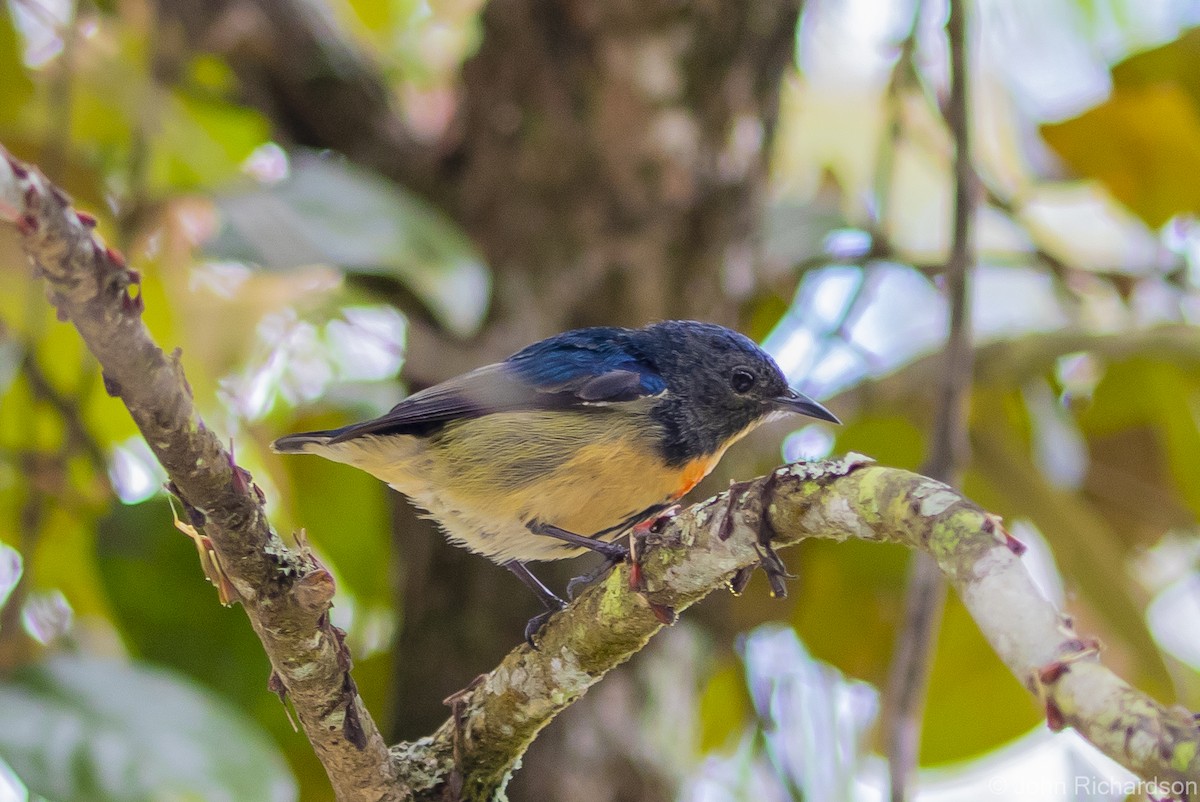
[1042,83,1200,227]
[696,661,750,753]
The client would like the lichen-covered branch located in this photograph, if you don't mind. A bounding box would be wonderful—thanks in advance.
[0,146,406,802]
[391,455,1200,799]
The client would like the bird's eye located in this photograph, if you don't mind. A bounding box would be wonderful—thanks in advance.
[730,367,756,394]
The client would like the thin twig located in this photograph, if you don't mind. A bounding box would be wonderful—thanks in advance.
[17,346,108,471]
[871,0,924,228]
[884,1,975,799]
[890,33,1184,300]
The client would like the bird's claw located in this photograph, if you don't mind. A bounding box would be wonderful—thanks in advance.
[755,540,794,598]
[726,565,755,595]
[720,472,796,598]
[523,604,564,648]
[567,555,621,598]
[625,505,680,592]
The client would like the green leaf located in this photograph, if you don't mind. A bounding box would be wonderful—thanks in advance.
[346,0,414,37]
[1080,358,1200,524]
[834,414,927,473]
[149,90,271,192]
[921,592,1041,764]
[0,654,296,802]
[96,499,273,704]
[696,661,751,753]
[1109,28,1200,109]
[186,54,239,96]
[792,538,911,688]
[206,154,490,335]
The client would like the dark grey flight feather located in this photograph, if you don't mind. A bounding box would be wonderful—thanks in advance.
[315,364,661,446]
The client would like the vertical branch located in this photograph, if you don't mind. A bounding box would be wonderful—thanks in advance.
[37,0,79,181]
[884,1,975,799]
[871,0,924,228]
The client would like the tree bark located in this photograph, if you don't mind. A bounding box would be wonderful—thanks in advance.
[446,0,802,331]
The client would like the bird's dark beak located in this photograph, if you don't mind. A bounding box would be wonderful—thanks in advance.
[772,388,840,424]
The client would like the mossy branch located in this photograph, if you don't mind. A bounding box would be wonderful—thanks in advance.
[393,457,1200,799]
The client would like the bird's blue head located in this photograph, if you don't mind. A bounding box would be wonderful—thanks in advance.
[505,320,837,467]
[628,321,837,466]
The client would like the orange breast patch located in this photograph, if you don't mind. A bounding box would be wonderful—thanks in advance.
[672,455,720,499]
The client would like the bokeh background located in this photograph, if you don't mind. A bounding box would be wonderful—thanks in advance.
[2,0,1200,800]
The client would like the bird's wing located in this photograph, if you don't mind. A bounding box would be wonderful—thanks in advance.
[327,333,664,443]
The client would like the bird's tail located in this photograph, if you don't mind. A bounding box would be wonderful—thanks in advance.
[270,431,337,454]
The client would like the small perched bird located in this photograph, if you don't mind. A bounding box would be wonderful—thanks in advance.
[272,320,837,634]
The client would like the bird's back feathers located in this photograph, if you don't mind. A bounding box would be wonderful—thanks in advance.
[295,327,671,446]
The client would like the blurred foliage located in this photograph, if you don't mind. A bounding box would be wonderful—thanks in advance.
[1044,29,1200,227]
[207,154,489,336]
[1,0,1200,800]
[0,655,295,801]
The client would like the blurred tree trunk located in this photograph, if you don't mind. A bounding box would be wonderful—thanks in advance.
[448,0,801,332]
[159,0,802,797]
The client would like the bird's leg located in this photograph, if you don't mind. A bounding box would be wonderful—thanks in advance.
[505,560,566,646]
[751,472,796,597]
[627,504,681,591]
[558,506,680,599]
[621,505,681,625]
[528,521,630,561]
[532,515,681,624]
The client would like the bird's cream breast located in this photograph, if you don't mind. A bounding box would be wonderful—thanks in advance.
[298,409,751,562]
[504,438,687,536]
[429,411,679,533]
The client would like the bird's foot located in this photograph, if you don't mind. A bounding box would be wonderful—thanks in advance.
[753,540,794,598]
[566,556,620,599]
[624,506,682,624]
[627,504,681,591]
[505,560,568,647]
[720,472,796,599]
[523,602,565,647]
[563,505,681,601]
